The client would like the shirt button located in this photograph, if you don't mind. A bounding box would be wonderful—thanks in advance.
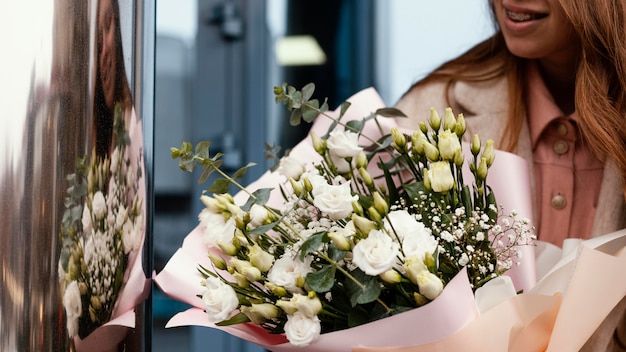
[551,194,567,210]
[553,140,569,155]
[554,123,568,136]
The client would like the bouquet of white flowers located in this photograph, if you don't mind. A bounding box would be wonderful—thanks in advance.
[58,103,145,343]
[156,84,536,350]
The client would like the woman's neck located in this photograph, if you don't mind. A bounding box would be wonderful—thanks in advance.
[537,53,579,116]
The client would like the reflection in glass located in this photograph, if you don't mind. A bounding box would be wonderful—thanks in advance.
[0,0,150,351]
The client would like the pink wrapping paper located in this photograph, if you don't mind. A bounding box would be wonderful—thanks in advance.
[153,87,626,351]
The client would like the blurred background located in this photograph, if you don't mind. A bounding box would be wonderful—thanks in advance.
[152,1,494,351]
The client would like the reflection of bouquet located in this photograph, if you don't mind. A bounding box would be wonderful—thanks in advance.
[58,103,144,339]
[162,83,535,348]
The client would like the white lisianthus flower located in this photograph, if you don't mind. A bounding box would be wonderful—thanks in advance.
[284,312,321,347]
[326,130,362,159]
[248,204,269,229]
[201,276,239,323]
[352,229,399,275]
[277,156,307,180]
[312,181,357,220]
[384,210,438,261]
[91,191,107,219]
[437,130,461,161]
[427,161,455,193]
[267,254,313,293]
[63,280,82,337]
[198,209,236,247]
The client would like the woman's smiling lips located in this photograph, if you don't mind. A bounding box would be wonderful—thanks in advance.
[501,4,549,32]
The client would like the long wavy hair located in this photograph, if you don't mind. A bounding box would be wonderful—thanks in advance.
[402,0,626,197]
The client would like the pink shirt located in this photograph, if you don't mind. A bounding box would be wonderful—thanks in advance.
[527,62,604,246]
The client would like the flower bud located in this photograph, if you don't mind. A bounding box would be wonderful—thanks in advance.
[208,253,227,270]
[293,293,323,318]
[423,168,432,191]
[90,296,101,310]
[265,282,288,297]
[289,177,304,196]
[200,195,222,213]
[355,151,368,169]
[367,206,383,223]
[217,240,239,256]
[303,177,313,193]
[391,127,407,153]
[295,275,306,288]
[234,228,249,247]
[471,134,481,156]
[477,157,489,181]
[428,107,441,131]
[276,299,297,315]
[310,131,327,155]
[437,130,461,161]
[423,142,440,162]
[419,121,428,134]
[417,270,444,300]
[482,139,495,167]
[413,292,429,306]
[379,269,402,284]
[233,272,250,287]
[424,252,437,272]
[455,113,466,137]
[328,231,352,251]
[443,107,456,131]
[453,149,464,167]
[403,257,428,286]
[358,168,374,188]
[241,303,281,324]
[411,131,426,156]
[351,214,377,236]
[427,161,455,193]
[78,282,88,295]
[352,201,364,216]
[249,245,275,272]
[372,191,389,216]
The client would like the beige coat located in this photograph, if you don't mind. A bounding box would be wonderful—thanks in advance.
[395,76,626,351]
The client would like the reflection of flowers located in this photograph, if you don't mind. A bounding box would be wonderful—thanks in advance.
[58,103,143,339]
[163,84,536,348]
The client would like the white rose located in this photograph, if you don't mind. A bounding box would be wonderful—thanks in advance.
[352,229,399,275]
[91,191,107,219]
[284,312,321,347]
[202,276,239,323]
[437,130,461,161]
[198,209,236,247]
[326,130,362,158]
[277,156,307,180]
[329,153,353,174]
[63,280,82,337]
[427,161,455,193]
[248,204,269,229]
[384,210,438,261]
[303,172,329,197]
[312,181,357,220]
[267,255,313,293]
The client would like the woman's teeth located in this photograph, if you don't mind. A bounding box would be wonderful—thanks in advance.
[506,10,546,22]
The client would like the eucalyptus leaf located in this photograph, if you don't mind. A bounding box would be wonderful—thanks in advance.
[306,265,336,292]
[375,107,407,118]
[346,269,382,306]
[290,109,303,126]
[206,178,231,194]
[232,162,257,180]
[298,232,326,260]
[195,141,212,159]
[301,82,315,101]
[241,188,272,211]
